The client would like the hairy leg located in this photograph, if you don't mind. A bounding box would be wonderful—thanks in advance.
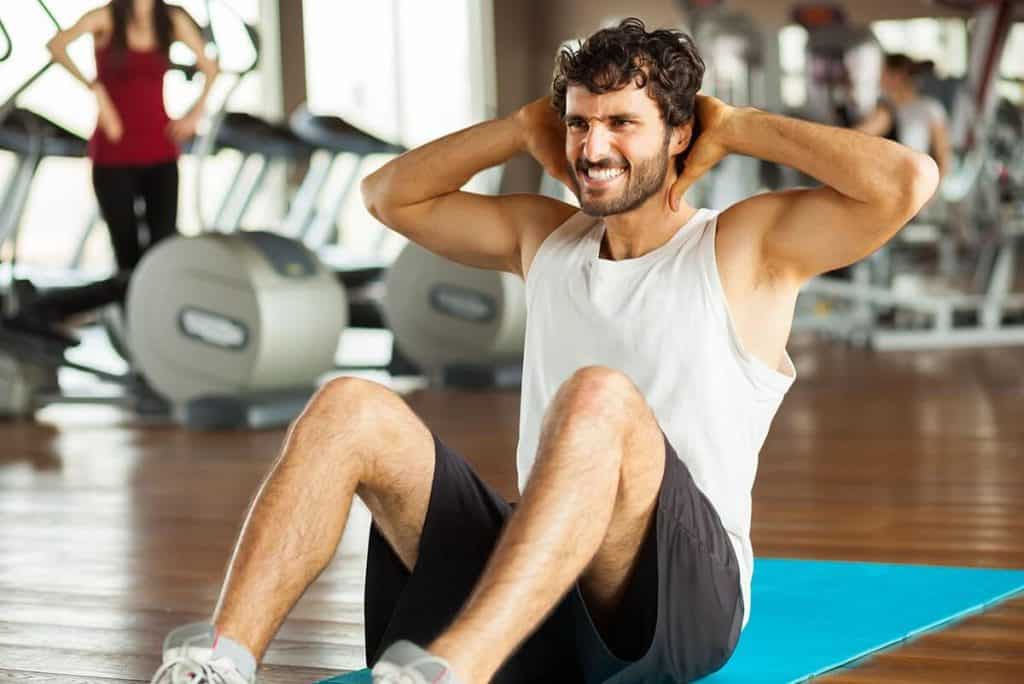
[429,366,665,683]
[212,378,437,660]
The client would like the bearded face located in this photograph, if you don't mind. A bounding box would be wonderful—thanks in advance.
[569,136,671,216]
[564,84,678,217]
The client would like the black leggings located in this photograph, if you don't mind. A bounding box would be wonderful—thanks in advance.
[92,160,179,271]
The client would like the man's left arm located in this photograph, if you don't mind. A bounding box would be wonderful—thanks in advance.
[709,106,940,285]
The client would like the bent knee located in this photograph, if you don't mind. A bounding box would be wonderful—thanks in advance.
[294,377,416,445]
[558,366,640,417]
[556,367,663,472]
[306,376,394,418]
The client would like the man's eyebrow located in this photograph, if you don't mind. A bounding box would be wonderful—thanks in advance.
[563,111,642,122]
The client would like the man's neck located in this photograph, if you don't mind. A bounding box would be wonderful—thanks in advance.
[599,185,698,261]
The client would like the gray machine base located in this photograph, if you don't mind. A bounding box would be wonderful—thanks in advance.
[181,388,314,430]
[441,362,522,390]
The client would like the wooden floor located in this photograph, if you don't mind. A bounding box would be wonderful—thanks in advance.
[1,335,1023,683]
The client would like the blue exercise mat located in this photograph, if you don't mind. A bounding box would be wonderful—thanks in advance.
[316,559,1024,684]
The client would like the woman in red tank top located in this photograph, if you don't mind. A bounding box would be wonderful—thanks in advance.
[46,0,219,272]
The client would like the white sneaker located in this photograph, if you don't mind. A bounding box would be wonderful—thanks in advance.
[371,640,464,684]
[150,623,254,684]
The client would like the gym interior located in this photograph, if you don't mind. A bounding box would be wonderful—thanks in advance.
[1,0,1023,682]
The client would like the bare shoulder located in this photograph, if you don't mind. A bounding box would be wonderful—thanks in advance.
[51,5,114,48]
[517,195,579,278]
[81,5,114,34]
[714,196,799,374]
[168,5,201,33]
[168,5,197,25]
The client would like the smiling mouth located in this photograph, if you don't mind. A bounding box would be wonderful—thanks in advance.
[580,165,627,189]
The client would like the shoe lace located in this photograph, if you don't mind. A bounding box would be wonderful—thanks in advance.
[150,632,237,684]
[150,656,235,683]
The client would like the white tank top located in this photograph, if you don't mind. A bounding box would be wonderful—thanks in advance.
[517,208,796,628]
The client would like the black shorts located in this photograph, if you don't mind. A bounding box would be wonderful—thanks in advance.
[364,433,743,683]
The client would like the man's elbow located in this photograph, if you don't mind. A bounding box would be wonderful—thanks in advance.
[893,153,940,221]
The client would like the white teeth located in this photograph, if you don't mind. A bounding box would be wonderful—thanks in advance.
[586,167,625,181]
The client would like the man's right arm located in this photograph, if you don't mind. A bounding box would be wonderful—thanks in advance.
[360,103,577,277]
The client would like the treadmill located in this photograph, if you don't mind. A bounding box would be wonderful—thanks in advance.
[287,104,406,328]
[194,111,316,231]
[177,4,408,330]
[0,0,91,288]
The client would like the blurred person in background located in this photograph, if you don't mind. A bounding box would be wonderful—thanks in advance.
[11,0,221,329]
[46,0,218,277]
[856,53,951,179]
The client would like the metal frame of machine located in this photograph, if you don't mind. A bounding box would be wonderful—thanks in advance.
[792,0,1024,349]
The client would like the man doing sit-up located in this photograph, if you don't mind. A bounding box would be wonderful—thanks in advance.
[149,17,938,684]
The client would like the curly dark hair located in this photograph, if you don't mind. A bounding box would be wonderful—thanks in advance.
[551,18,705,172]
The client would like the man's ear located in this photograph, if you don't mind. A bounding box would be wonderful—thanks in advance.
[671,120,694,157]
